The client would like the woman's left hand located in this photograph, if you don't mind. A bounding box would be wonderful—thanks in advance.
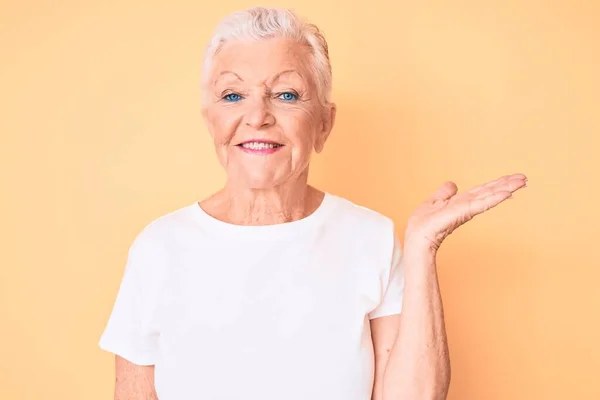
[405,173,528,252]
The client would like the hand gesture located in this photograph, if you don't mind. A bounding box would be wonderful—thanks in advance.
[405,173,528,252]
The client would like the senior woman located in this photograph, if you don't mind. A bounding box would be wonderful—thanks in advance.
[99,7,527,400]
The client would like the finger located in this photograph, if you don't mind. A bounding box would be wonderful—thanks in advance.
[488,177,527,196]
[470,174,527,195]
[502,177,527,193]
[469,190,513,216]
[468,175,512,195]
[428,181,458,202]
[470,180,526,203]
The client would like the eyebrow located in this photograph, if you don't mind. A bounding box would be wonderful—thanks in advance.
[271,69,303,82]
[213,69,304,86]
[214,71,244,85]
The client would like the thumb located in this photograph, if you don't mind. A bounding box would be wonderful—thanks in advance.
[428,181,458,202]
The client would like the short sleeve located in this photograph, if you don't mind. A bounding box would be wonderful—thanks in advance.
[98,226,168,365]
[368,233,405,319]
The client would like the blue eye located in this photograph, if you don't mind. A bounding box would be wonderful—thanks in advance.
[278,92,298,102]
[223,93,243,102]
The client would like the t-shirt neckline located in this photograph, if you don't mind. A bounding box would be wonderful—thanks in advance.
[190,192,336,239]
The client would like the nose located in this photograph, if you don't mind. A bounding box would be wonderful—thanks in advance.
[244,97,275,129]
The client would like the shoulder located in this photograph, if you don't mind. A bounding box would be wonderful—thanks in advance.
[127,203,199,255]
[325,194,402,281]
[326,193,396,235]
[325,193,399,259]
[118,203,200,284]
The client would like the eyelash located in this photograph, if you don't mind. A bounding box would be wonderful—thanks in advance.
[277,91,299,102]
[223,93,242,102]
[221,91,300,102]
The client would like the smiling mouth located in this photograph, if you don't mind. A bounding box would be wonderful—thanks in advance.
[236,141,284,150]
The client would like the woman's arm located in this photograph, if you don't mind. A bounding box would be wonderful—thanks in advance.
[370,314,402,400]
[114,356,158,400]
[382,174,526,399]
[381,243,450,400]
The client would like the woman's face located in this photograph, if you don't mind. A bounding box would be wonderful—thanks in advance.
[202,37,335,190]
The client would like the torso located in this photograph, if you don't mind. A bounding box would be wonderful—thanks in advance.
[104,192,401,400]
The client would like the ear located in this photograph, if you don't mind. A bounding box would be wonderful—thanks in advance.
[314,103,337,154]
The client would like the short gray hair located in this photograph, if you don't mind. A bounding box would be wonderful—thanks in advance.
[201,7,332,105]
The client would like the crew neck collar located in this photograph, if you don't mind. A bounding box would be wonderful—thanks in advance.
[189,192,336,239]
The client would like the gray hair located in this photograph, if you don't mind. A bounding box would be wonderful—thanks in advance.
[201,7,332,105]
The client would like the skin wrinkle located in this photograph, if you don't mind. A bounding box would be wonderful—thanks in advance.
[114,33,412,400]
[115,358,158,400]
[113,34,337,399]
[111,11,525,399]
[200,36,336,226]
[214,71,310,105]
[115,34,340,400]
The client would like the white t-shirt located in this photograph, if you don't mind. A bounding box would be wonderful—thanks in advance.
[99,192,404,400]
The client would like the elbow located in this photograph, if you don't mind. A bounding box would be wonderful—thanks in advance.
[383,361,452,400]
[417,370,451,400]
[435,351,452,396]
[431,358,452,400]
[417,356,453,400]
[438,369,452,400]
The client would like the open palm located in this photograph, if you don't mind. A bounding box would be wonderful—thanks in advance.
[406,173,528,251]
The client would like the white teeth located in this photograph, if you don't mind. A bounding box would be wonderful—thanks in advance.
[241,142,280,150]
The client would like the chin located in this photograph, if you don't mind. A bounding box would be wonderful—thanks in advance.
[244,179,279,190]
[242,173,285,190]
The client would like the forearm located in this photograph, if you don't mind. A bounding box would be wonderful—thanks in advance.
[115,357,159,400]
[382,240,451,399]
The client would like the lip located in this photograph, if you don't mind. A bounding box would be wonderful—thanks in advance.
[237,139,283,146]
[236,139,284,155]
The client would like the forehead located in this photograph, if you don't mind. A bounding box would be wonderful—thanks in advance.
[210,37,314,85]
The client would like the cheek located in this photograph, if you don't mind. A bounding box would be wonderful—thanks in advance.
[281,108,321,153]
[207,109,238,146]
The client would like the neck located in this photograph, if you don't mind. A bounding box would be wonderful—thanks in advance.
[202,175,324,226]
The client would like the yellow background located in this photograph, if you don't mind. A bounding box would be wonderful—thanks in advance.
[1,0,599,399]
